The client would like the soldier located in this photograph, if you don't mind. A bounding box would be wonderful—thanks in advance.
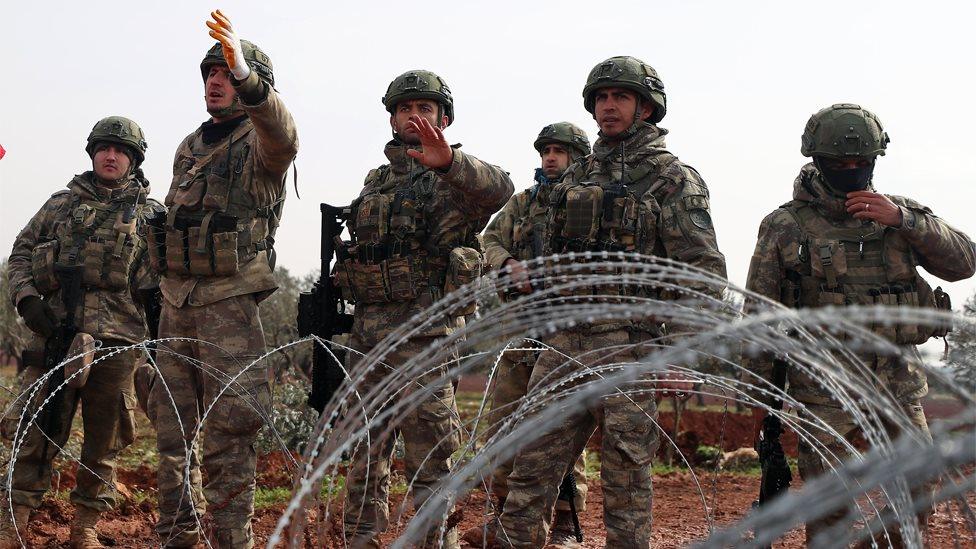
[151,10,298,548]
[495,56,727,548]
[464,122,592,547]
[746,104,976,545]
[335,69,513,548]
[1,116,159,549]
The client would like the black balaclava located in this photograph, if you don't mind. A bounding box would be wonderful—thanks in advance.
[815,156,875,194]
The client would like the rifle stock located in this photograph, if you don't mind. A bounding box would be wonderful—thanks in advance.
[298,203,353,414]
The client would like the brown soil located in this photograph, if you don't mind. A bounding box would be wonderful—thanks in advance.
[16,402,973,548]
[20,472,972,547]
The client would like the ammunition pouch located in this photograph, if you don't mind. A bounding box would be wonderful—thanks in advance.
[354,193,392,246]
[79,215,140,290]
[336,253,446,304]
[561,184,604,243]
[164,210,260,277]
[31,240,61,294]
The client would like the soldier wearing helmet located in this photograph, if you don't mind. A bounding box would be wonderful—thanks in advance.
[494,57,727,548]
[335,69,513,548]
[2,116,161,548]
[150,10,298,548]
[746,104,975,545]
[463,122,591,547]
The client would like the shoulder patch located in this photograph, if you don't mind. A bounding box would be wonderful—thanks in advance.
[50,189,71,198]
[689,209,713,230]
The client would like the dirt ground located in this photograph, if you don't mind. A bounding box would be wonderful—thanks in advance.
[6,369,971,548]
[17,468,975,548]
[15,402,974,548]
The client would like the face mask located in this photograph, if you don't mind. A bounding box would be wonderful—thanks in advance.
[816,157,875,194]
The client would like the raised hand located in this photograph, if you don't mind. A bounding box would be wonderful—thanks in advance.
[205,10,250,80]
[404,115,454,170]
[845,191,904,227]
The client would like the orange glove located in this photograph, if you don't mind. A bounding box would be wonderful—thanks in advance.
[205,10,250,80]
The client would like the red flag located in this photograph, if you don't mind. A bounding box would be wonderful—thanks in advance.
[0,144,5,160]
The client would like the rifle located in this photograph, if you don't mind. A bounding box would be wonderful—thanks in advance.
[752,359,793,546]
[138,287,163,360]
[37,264,84,475]
[504,223,547,299]
[297,203,354,414]
[556,470,583,542]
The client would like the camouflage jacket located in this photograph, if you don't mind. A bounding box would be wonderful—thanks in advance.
[482,169,554,270]
[348,141,514,346]
[551,122,727,291]
[8,171,160,346]
[745,163,976,404]
[161,69,299,308]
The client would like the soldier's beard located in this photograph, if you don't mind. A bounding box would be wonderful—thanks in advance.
[208,95,243,120]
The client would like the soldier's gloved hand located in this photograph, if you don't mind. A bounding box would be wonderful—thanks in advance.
[405,115,454,170]
[206,10,251,81]
[17,295,58,338]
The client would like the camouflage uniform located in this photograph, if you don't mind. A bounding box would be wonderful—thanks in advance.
[152,44,298,548]
[745,104,976,542]
[337,70,513,548]
[497,57,727,548]
[4,165,156,514]
[480,123,592,518]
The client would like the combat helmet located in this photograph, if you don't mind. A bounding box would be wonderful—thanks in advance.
[200,40,275,87]
[533,122,591,160]
[583,56,667,124]
[85,116,148,167]
[382,70,454,125]
[801,104,889,159]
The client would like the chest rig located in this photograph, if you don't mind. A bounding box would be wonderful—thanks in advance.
[32,184,148,295]
[550,151,676,253]
[157,120,282,277]
[782,202,951,344]
[335,166,481,305]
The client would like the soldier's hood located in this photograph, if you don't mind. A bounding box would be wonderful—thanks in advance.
[592,122,668,164]
[67,169,150,201]
[792,162,876,220]
[383,139,461,176]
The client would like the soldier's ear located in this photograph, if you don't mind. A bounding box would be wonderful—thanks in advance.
[389,115,397,132]
[438,114,449,129]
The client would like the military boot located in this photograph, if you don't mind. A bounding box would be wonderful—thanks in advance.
[0,504,32,549]
[460,496,504,546]
[69,506,104,549]
[547,510,580,548]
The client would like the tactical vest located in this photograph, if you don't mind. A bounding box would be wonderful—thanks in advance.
[782,202,951,345]
[335,166,481,305]
[158,121,282,277]
[550,152,677,255]
[32,185,148,294]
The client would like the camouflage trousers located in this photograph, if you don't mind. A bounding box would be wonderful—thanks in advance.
[797,399,933,545]
[1,342,138,512]
[153,294,271,549]
[498,328,659,548]
[484,346,588,513]
[342,333,461,549]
